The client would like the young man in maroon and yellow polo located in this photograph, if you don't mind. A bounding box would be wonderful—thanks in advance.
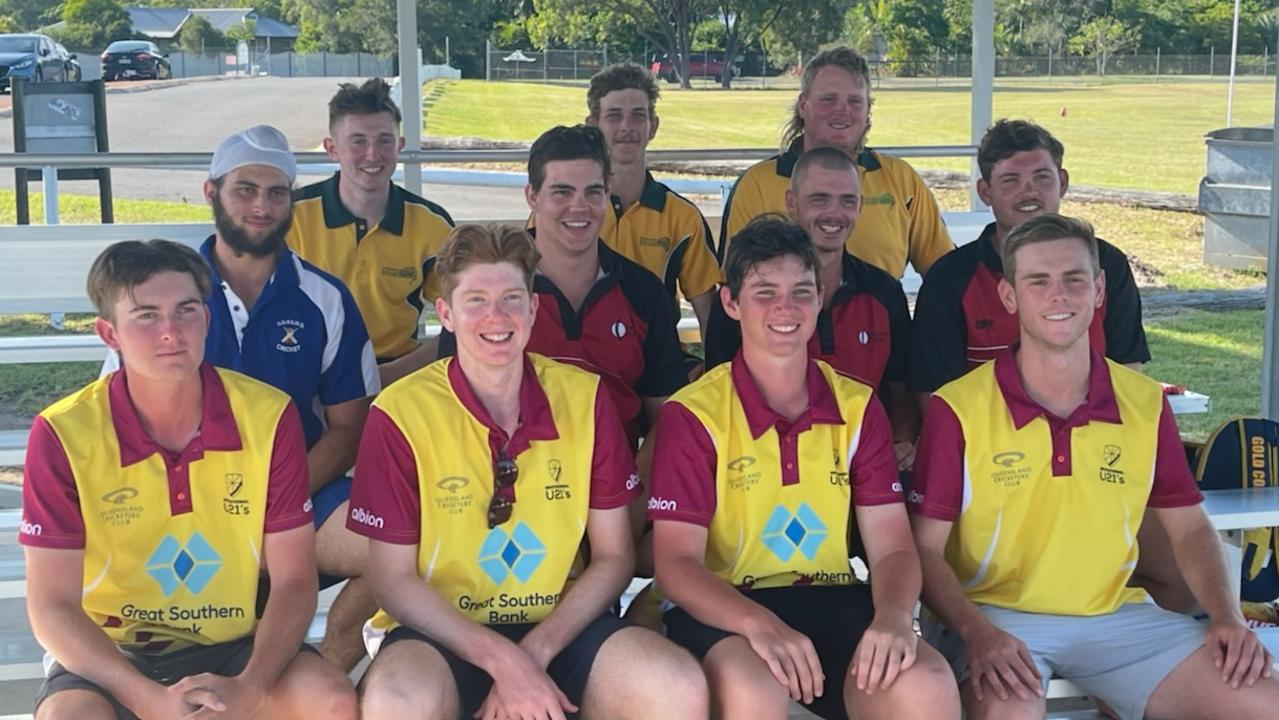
[910,214,1279,720]
[650,217,960,720]
[22,240,355,720]
[349,224,707,720]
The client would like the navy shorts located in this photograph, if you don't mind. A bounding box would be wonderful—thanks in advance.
[664,584,876,720]
[312,475,352,529]
[34,637,318,719]
[378,612,630,719]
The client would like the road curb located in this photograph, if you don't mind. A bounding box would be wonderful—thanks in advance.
[0,75,252,118]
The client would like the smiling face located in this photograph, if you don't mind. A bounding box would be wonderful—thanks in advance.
[721,254,820,360]
[437,261,538,371]
[978,148,1069,242]
[786,163,861,254]
[998,236,1104,353]
[590,87,658,167]
[324,111,403,194]
[798,66,871,154]
[96,270,210,382]
[525,158,607,258]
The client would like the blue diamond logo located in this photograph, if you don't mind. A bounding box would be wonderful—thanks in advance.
[145,532,222,597]
[761,503,828,561]
[478,522,547,585]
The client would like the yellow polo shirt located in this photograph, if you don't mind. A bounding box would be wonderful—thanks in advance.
[720,139,953,279]
[288,173,455,361]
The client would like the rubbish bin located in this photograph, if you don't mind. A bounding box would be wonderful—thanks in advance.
[1199,126,1273,270]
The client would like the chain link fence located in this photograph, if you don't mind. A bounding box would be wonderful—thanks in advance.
[68,48,393,81]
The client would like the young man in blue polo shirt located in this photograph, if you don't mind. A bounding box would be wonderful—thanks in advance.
[105,126,381,671]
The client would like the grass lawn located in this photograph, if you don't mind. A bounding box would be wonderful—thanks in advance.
[0,189,208,225]
[1145,308,1264,442]
[423,78,1276,195]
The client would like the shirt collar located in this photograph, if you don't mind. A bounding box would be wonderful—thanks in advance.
[993,348,1122,430]
[778,136,882,177]
[319,172,406,236]
[445,354,560,449]
[200,235,300,292]
[978,222,1004,273]
[108,363,244,467]
[637,172,668,211]
[730,350,844,439]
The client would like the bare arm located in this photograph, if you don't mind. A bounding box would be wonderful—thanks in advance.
[851,503,922,690]
[520,506,634,665]
[378,336,438,387]
[26,547,189,719]
[306,397,372,493]
[654,519,824,703]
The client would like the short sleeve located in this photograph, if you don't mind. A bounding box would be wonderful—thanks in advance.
[647,402,717,526]
[318,283,380,406]
[849,396,904,506]
[676,209,721,300]
[904,170,953,277]
[878,277,912,384]
[908,396,967,520]
[264,403,313,533]
[635,289,688,400]
[1148,398,1203,508]
[720,167,768,260]
[348,406,422,544]
[1099,244,1151,365]
[589,385,641,509]
[19,416,85,549]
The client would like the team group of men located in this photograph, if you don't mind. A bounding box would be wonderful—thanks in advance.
[18,44,1279,720]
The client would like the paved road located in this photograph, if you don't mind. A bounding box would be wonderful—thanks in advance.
[0,76,540,221]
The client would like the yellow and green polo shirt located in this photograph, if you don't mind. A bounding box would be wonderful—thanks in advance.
[348,353,639,647]
[720,138,954,279]
[910,349,1204,616]
[288,173,455,361]
[648,353,902,590]
[20,364,313,654]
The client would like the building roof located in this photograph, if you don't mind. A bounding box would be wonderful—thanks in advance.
[123,7,298,40]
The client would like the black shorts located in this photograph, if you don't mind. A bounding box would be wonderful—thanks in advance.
[664,584,876,720]
[379,612,630,719]
[34,637,317,720]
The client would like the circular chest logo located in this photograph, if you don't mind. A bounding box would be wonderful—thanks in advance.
[858,330,869,345]
[611,321,627,339]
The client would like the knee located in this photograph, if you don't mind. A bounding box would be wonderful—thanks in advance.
[659,651,710,714]
[361,669,453,720]
[309,676,359,720]
[707,656,789,713]
[35,691,116,720]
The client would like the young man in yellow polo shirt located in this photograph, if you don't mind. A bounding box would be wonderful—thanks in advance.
[288,78,455,385]
[719,46,952,279]
[650,217,959,720]
[349,224,707,719]
[911,214,1279,720]
[585,63,720,335]
[22,240,356,719]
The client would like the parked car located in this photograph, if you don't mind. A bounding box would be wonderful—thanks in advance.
[0,34,67,92]
[101,40,171,81]
[54,42,81,82]
[650,52,738,83]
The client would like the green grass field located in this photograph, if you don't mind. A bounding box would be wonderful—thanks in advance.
[424,78,1276,195]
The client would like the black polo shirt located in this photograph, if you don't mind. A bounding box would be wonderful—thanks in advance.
[909,222,1149,394]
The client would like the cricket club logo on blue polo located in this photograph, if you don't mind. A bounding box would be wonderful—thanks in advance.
[762,503,828,561]
[146,532,223,596]
[478,522,547,585]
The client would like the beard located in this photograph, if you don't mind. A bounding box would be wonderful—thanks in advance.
[212,193,293,258]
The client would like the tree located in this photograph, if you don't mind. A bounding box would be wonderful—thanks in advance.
[59,0,133,50]
[0,0,60,32]
[1069,16,1137,77]
[534,0,705,88]
[178,14,224,53]
[225,18,257,45]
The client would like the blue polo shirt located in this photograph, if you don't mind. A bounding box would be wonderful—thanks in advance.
[195,237,380,448]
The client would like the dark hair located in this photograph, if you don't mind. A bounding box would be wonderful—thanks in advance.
[722,216,818,299]
[436,224,542,301]
[328,78,402,129]
[977,119,1064,182]
[527,125,611,191]
[1000,213,1099,282]
[782,46,872,151]
[791,146,858,191]
[87,239,212,320]
[587,62,660,119]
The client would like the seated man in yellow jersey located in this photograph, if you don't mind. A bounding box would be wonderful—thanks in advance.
[720,46,952,279]
[348,225,707,720]
[22,240,356,720]
[704,148,917,469]
[584,62,719,336]
[650,217,960,720]
[910,214,1279,720]
[287,78,455,386]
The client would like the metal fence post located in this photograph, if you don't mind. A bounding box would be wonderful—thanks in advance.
[486,40,491,81]
[1210,46,1215,77]
[322,50,327,76]
[542,47,547,83]
[1156,47,1161,79]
